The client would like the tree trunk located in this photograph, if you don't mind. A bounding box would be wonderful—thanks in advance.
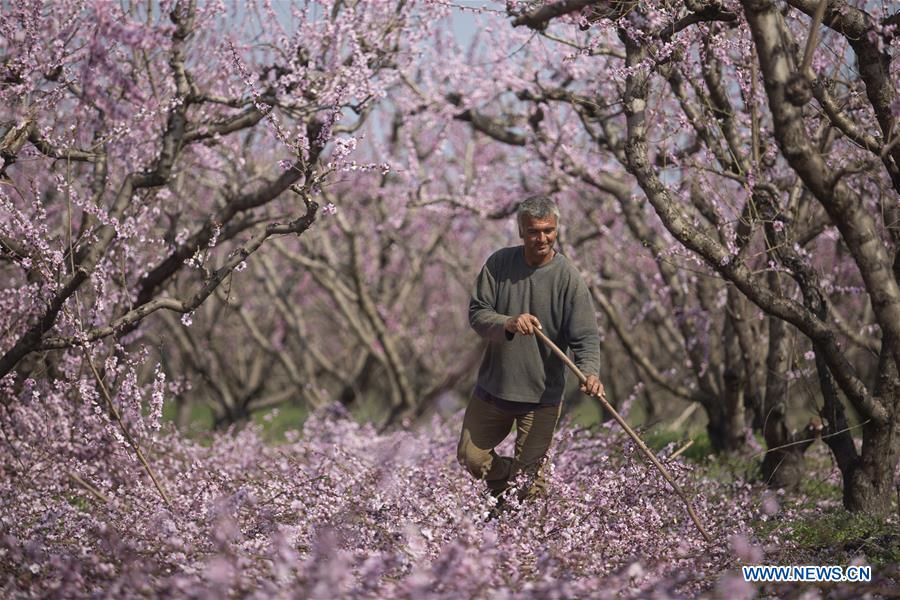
[175,396,192,430]
[759,357,808,489]
[758,315,806,489]
[843,420,899,514]
[706,302,748,454]
[705,397,747,454]
[843,341,900,514]
[761,447,806,489]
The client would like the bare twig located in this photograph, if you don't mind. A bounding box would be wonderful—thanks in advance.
[667,403,699,432]
[84,350,174,510]
[800,0,828,79]
[750,420,867,459]
[669,439,695,461]
[896,484,899,523]
[68,471,110,504]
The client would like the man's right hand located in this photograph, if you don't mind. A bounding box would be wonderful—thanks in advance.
[505,313,542,336]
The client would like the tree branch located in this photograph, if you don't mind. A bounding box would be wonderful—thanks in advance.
[447,94,526,146]
[511,0,629,31]
[39,194,319,349]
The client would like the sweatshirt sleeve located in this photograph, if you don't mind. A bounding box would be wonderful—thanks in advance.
[565,278,601,376]
[468,260,513,343]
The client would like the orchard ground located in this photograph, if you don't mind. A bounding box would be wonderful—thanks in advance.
[3,398,898,599]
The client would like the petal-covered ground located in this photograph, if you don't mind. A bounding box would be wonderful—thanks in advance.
[1,404,897,598]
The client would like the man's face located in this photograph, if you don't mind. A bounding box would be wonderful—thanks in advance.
[519,214,558,259]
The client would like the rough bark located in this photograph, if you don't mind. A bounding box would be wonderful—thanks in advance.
[710,298,748,453]
[757,200,819,488]
[759,272,809,489]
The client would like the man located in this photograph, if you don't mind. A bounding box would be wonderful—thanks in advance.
[458,195,604,509]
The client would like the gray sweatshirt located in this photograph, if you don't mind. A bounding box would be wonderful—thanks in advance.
[469,245,601,404]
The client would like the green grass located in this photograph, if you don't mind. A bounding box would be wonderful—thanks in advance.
[642,428,714,463]
[161,399,214,430]
[806,511,900,566]
[795,470,842,504]
[565,395,602,428]
[251,404,308,443]
[352,394,391,426]
[774,506,900,567]
[64,494,93,511]
[161,400,308,443]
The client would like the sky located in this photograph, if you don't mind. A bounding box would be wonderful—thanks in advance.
[241,0,500,53]
[446,0,498,48]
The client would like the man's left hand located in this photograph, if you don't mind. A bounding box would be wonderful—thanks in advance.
[580,374,605,398]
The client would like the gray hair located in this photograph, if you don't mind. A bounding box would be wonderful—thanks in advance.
[516,195,560,228]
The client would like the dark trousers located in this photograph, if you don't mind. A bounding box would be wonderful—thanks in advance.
[456,393,562,499]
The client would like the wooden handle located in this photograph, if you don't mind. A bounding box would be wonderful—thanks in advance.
[534,328,594,388]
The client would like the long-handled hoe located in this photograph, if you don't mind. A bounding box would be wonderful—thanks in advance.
[533,328,713,544]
